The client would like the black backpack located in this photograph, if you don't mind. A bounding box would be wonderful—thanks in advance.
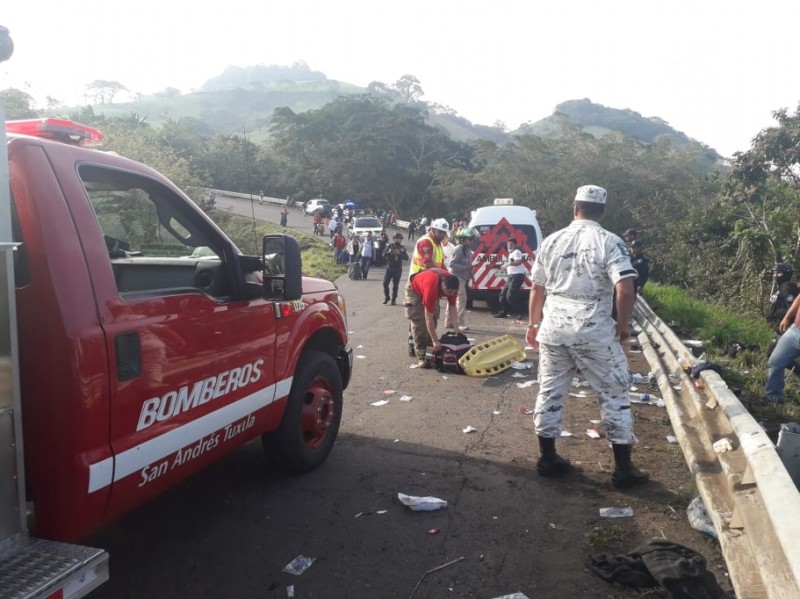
[424,332,472,374]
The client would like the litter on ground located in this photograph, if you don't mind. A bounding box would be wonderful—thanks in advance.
[463,425,477,433]
[586,429,601,439]
[599,507,634,518]
[397,493,448,511]
[370,399,390,407]
[519,406,534,415]
[516,380,537,389]
[399,395,413,402]
[283,555,316,575]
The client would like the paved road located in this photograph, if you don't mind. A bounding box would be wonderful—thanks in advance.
[86,213,731,598]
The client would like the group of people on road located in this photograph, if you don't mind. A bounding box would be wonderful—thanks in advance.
[398,186,651,488]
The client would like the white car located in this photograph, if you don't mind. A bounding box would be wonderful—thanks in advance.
[304,198,331,216]
[350,216,384,240]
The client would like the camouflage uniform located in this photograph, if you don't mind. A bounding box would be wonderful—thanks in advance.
[531,219,638,444]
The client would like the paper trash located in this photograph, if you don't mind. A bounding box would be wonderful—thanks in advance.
[599,507,633,518]
[370,399,390,407]
[463,425,477,433]
[283,555,316,575]
[397,492,447,511]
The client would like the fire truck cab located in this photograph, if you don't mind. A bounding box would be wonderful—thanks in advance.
[0,117,352,598]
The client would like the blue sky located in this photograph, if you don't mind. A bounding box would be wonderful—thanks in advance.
[3,0,799,157]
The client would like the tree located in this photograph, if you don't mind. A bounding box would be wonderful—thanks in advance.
[86,80,128,104]
[0,88,38,119]
[393,75,424,103]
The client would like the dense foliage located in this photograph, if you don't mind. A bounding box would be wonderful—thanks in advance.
[5,83,800,325]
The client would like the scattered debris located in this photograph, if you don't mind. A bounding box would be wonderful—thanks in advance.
[399,395,413,402]
[409,556,466,599]
[492,410,501,415]
[511,361,533,369]
[397,493,447,512]
[712,438,733,453]
[516,380,537,389]
[463,425,477,433]
[427,528,441,535]
[490,594,530,599]
[560,431,573,437]
[283,555,316,575]
[370,399,390,407]
[666,435,678,444]
[511,372,528,378]
[687,495,717,538]
[599,507,634,518]
[519,406,534,415]
[586,429,601,439]
[355,355,367,359]
[383,389,396,396]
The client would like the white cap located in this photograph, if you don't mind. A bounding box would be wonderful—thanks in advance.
[574,185,607,204]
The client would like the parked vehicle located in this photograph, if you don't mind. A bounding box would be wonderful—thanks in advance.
[304,198,331,216]
[0,118,353,597]
[466,198,543,311]
[350,216,384,239]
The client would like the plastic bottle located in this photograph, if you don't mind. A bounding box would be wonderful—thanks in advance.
[629,392,653,403]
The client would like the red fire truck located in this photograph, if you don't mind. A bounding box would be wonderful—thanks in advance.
[0,117,352,598]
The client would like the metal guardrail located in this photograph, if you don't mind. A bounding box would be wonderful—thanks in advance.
[634,297,800,598]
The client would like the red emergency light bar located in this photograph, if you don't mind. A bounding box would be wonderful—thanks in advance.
[6,118,103,147]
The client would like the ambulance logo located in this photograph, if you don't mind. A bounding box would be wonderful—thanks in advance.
[471,218,537,292]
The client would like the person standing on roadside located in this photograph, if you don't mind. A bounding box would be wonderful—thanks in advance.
[332,230,347,264]
[494,238,526,318]
[765,290,800,404]
[445,228,476,331]
[360,232,375,279]
[280,206,289,227]
[525,185,648,489]
[628,240,651,294]
[383,233,409,305]
[405,267,461,367]
[409,219,449,279]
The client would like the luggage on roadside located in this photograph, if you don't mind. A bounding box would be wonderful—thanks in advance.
[348,261,363,280]
[425,332,472,374]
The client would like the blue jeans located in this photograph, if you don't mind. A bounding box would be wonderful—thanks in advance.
[766,324,800,402]
[360,256,373,278]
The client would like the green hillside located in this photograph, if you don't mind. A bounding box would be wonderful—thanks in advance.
[54,65,721,160]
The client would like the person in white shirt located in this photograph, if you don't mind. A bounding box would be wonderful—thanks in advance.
[525,184,648,489]
[494,238,527,318]
[360,232,375,279]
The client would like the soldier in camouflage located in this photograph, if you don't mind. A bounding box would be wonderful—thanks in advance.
[525,185,649,488]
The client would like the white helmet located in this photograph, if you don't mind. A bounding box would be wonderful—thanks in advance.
[430,218,450,233]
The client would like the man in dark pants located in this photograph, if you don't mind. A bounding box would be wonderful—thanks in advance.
[383,233,409,305]
[494,238,526,318]
[629,240,651,294]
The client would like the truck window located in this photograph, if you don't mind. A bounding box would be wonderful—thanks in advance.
[78,164,230,298]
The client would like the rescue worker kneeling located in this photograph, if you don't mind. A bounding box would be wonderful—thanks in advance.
[404,267,461,368]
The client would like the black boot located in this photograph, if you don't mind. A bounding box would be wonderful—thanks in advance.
[383,297,390,304]
[391,298,396,305]
[611,444,650,488]
[536,435,571,477]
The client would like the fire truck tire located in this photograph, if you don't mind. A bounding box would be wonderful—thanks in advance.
[262,350,343,474]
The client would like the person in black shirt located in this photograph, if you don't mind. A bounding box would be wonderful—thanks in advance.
[382,233,409,305]
[766,263,799,358]
[629,240,651,294]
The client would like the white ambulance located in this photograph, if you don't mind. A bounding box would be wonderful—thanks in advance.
[465,198,543,312]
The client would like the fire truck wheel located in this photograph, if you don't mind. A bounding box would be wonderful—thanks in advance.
[262,350,343,473]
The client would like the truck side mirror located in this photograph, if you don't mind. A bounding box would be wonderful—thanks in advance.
[262,234,302,300]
